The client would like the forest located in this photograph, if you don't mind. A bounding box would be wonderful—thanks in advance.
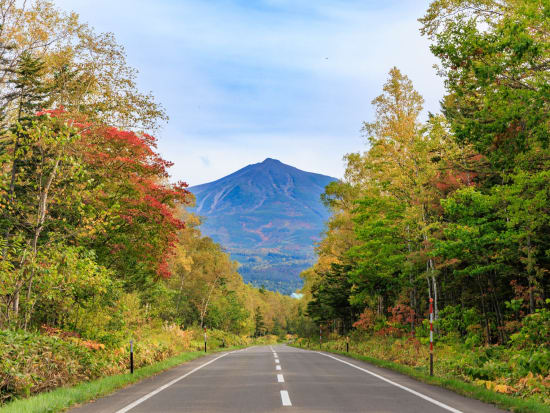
[1,0,549,409]
[301,0,550,406]
[0,0,299,405]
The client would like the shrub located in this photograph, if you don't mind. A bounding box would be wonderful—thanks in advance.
[510,308,550,350]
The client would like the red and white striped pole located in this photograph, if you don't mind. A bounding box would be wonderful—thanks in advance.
[429,297,434,376]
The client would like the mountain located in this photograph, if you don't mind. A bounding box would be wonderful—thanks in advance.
[190,158,337,294]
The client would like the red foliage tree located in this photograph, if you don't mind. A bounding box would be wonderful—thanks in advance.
[74,121,192,284]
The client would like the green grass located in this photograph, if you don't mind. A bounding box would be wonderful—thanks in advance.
[289,344,550,413]
[1,346,244,413]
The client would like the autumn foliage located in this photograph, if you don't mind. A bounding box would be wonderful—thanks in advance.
[77,122,191,280]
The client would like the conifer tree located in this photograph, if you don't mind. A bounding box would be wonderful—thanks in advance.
[254,307,265,337]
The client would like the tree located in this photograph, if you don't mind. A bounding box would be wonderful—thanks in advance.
[0,111,83,326]
[0,0,166,130]
[421,0,550,314]
[421,0,550,172]
[254,307,266,337]
[75,124,191,286]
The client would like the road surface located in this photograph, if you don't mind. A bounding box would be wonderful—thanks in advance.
[71,345,506,413]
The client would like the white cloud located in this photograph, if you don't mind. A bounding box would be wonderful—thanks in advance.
[55,0,444,185]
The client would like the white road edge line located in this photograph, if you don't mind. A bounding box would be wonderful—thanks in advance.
[316,352,462,413]
[276,365,282,371]
[277,374,285,383]
[280,390,292,406]
[114,352,232,413]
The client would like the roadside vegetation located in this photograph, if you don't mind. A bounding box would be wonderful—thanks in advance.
[1,335,275,413]
[0,325,268,405]
[298,0,550,409]
[0,0,297,406]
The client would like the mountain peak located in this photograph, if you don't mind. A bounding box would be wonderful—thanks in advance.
[189,160,338,294]
[260,157,282,165]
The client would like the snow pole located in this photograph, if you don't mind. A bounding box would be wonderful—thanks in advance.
[429,298,434,376]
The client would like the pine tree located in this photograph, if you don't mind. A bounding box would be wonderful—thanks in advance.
[254,307,265,337]
[10,52,49,120]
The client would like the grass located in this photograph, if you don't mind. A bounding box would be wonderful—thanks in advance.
[289,343,550,413]
[1,346,244,413]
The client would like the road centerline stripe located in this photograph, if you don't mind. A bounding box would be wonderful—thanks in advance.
[114,352,232,413]
[276,365,281,370]
[275,359,280,363]
[277,374,285,383]
[316,352,462,413]
[280,390,292,406]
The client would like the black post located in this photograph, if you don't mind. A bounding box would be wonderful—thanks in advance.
[319,325,322,350]
[346,336,349,353]
[204,327,207,353]
[130,340,134,374]
[430,353,433,376]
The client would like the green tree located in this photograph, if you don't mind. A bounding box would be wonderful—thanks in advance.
[0,112,83,327]
[254,307,266,337]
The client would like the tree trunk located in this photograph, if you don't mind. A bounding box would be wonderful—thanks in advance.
[200,273,221,328]
[431,270,438,321]
[526,234,536,314]
[477,277,490,345]
[406,226,415,334]
[175,274,185,315]
[22,153,62,328]
[2,100,25,258]
[489,273,505,343]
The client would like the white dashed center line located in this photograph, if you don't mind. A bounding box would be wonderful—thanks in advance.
[276,365,281,371]
[277,374,285,383]
[275,359,280,364]
[280,390,292,406]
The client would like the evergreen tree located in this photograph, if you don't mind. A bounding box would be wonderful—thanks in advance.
[254,307,265,337]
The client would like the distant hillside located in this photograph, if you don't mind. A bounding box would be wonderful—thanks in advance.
[190,158,337,294]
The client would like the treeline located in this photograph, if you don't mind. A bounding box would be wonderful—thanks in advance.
[304,0,549,348]
[0,0,297,346]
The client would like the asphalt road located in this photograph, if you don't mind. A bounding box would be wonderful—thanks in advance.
[71,345,506,413]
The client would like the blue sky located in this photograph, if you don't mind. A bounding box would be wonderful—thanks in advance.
[57,0,444,185]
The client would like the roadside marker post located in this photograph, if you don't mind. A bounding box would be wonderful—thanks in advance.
[130,340,134,374]
[204,327,207,353]
[429,298,434,376]
[346,336,349,353]
[319,325,322,350]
